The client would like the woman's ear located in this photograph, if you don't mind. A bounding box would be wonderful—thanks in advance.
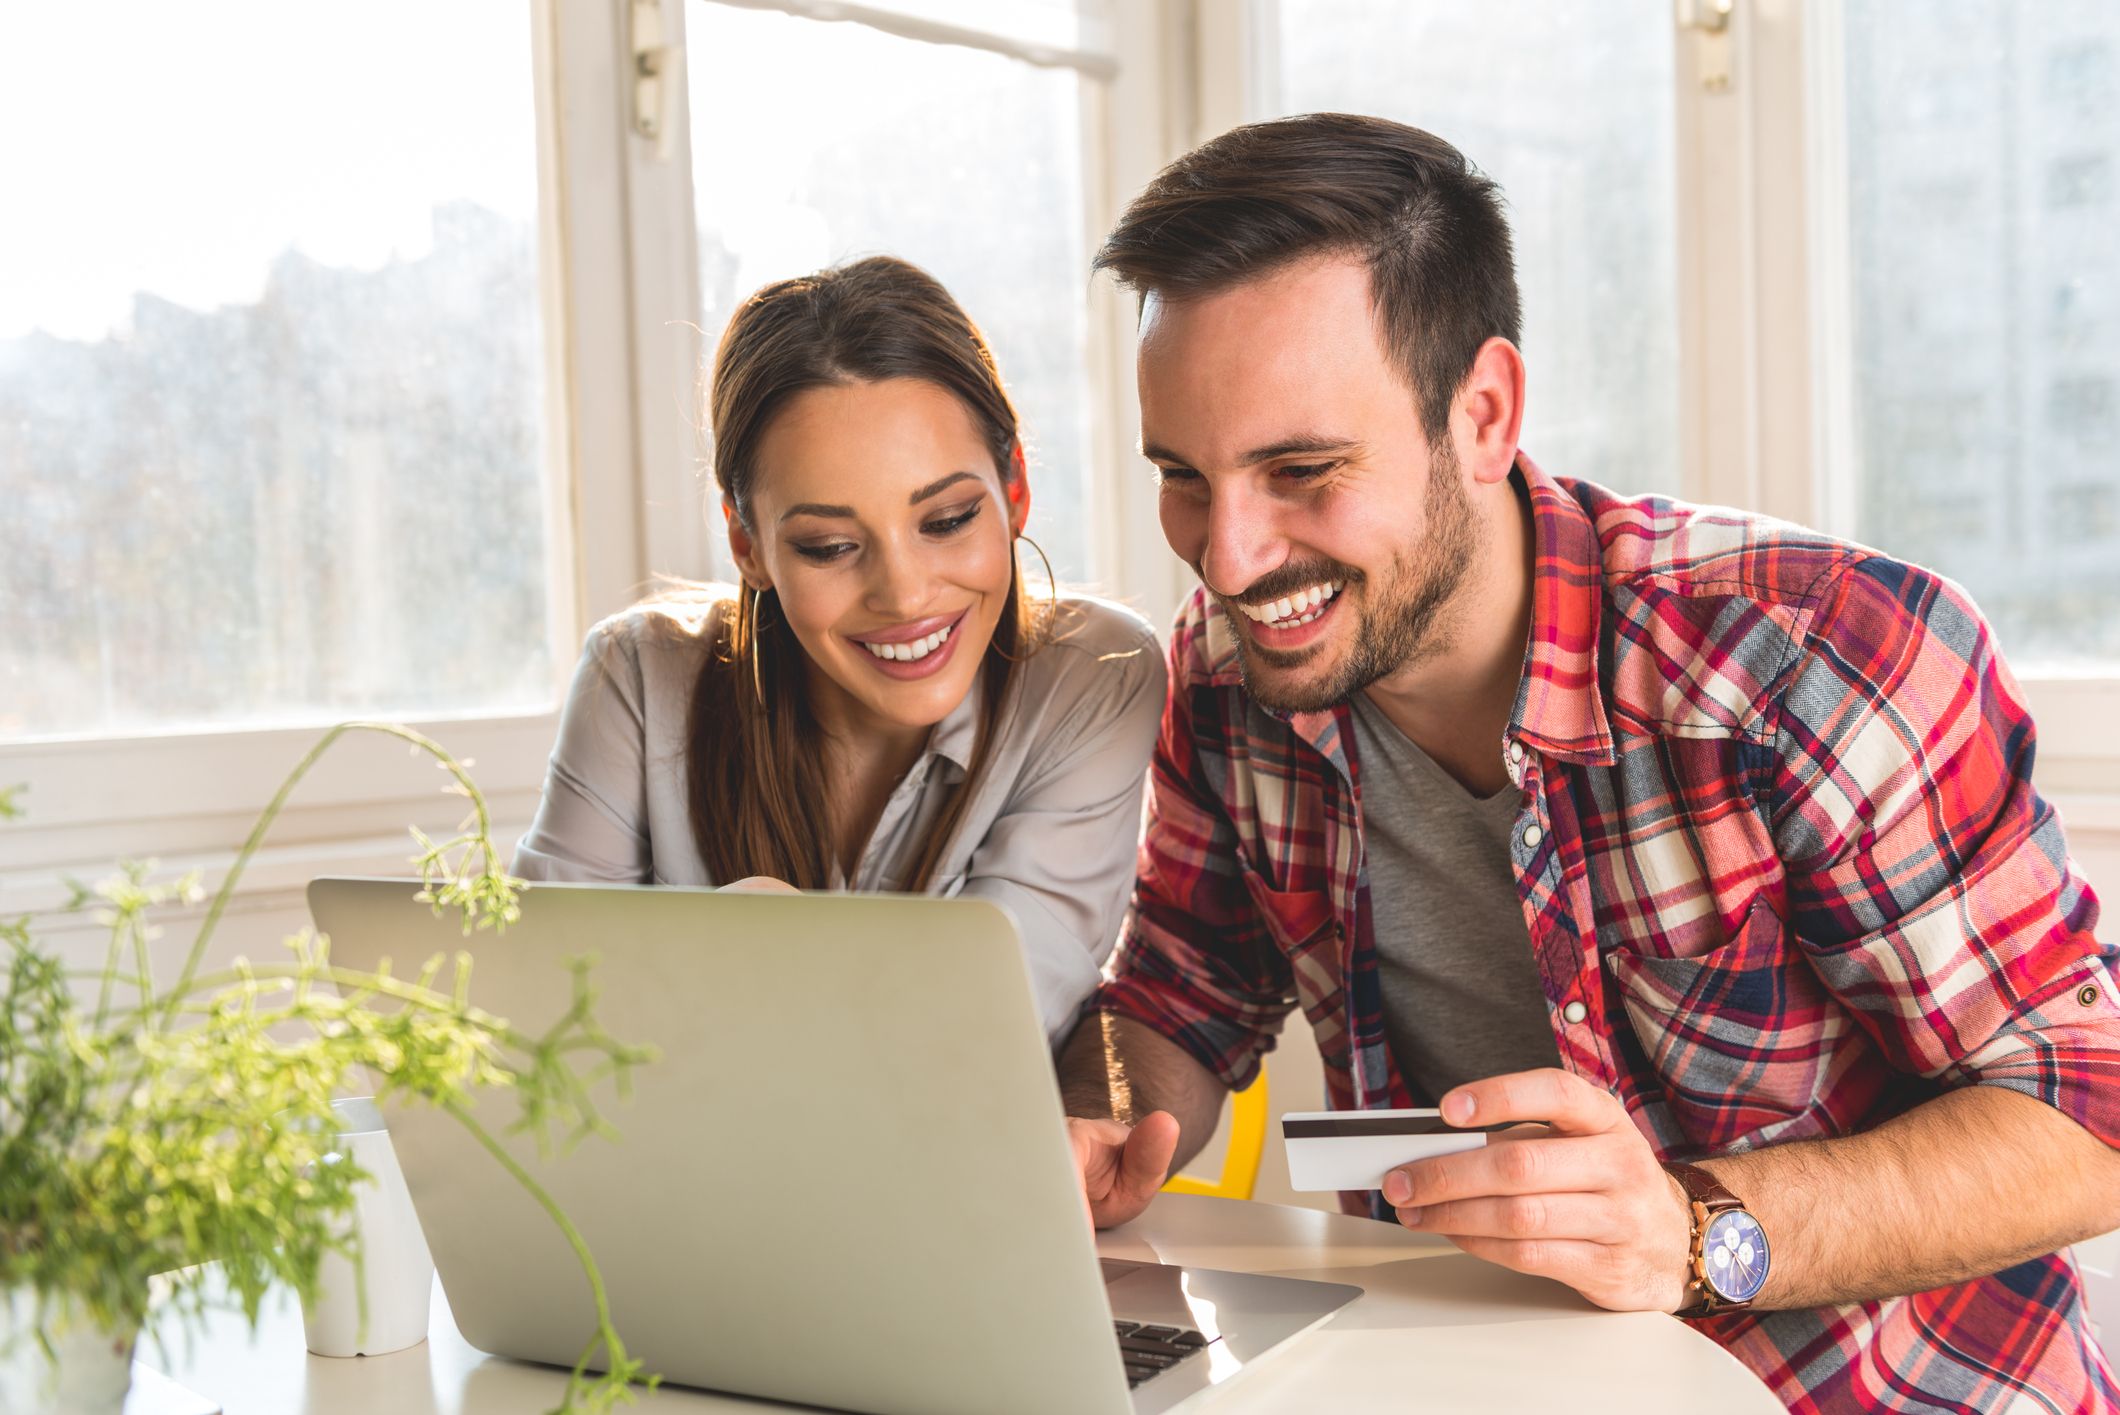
[1005,445,1031,536]
[723,499,771,592]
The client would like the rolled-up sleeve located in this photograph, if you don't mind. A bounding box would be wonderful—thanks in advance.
[513,619,654,884]
[958,622,1167,1045]
[1093,619,1298,1090]
[1774,556,2120,1146]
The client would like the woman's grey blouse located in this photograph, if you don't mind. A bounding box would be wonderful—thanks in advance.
[512,593,1166,1044]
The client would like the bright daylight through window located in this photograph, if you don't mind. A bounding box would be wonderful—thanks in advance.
[686,0,1099,581]
[1840,0,2120,672]
[1266,0,1680,499]
[0,2,557,742]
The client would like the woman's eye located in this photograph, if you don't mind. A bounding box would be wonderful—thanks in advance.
[793,542,856,564]
[922,502,983,537]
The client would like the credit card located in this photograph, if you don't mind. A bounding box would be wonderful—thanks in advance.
[1281,1108,1497,1192]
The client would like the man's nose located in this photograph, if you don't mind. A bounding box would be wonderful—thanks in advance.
[1198,485,1287,600]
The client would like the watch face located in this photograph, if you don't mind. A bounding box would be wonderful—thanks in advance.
[1702,1209,1770,1304]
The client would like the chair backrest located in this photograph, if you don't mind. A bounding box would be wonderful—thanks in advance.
[1160,1068,1270,1201]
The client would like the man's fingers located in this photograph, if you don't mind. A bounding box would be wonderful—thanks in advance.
[1393,1192,1624,1244]
[1382,1134,1612,1208]
[1069,1113,1178,1230]
[1438,1067,1625,1136]
[1120,1110,1181,1199]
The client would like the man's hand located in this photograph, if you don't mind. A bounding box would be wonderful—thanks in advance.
[1069,1111,1181,1230]
[1381,1068,1691,1313]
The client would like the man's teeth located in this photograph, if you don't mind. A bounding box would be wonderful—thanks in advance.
[860,623,954,662]
[1237,581,1345,628]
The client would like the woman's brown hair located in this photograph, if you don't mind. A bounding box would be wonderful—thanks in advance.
[690,256,1045,890]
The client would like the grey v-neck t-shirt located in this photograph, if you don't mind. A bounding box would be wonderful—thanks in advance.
[511,590,1165,1046]
[1348,692,1562,1104]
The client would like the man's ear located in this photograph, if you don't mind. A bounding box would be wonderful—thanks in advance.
[1454,337,1527,486]
[723,499,771,592]
[1005,445,1032,536]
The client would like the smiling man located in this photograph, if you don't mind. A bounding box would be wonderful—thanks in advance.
[1057,114,2120,1412]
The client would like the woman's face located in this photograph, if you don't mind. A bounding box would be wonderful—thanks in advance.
[728,377,1021,739]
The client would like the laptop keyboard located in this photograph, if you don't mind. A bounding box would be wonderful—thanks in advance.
[1112,1320,1209,1388]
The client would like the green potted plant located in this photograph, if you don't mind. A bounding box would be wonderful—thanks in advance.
[0,724,657,1414]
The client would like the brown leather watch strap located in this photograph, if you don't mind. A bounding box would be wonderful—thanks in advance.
[1665,1162,1751,1319]
[1666,1160,1744,1212]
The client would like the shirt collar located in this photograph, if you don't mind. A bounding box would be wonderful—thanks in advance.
[1508,451,1616,766]
[922,668,983,781]
[1197,450,1616,769]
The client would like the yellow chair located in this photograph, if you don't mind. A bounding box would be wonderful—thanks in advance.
[1160,1067,1270,1201]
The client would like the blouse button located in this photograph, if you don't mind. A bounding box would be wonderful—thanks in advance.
[1562,1000,1588,1025]
[1522,824,1544,849]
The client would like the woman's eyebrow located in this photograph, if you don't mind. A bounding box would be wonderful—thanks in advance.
[909,470,983,504]
[778,501,856,524]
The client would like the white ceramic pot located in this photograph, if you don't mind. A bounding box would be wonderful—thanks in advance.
[0,1285,137,1415]
[300,1096,436,1358]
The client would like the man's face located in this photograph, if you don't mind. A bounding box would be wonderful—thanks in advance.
[1138,255,1478,713]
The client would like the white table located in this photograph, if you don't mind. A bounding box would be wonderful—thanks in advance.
[147,1194,1781,1413]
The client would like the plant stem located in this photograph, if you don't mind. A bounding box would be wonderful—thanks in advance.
[157,722,492,1028]
[444,1098,641,1411]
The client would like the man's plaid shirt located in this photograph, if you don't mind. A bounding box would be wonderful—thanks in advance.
[1097,455,2120,1411]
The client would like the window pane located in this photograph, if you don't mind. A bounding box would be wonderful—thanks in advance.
[687,2,1097,580]
[1265,1,1679,496]
[1841,2,2120,671]
[841,0,1114,56]
[0,3,556,741]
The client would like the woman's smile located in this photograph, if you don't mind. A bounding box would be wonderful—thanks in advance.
[847,608,969,679]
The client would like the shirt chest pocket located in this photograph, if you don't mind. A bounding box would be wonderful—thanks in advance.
[1603,898,1852,1152]
[1237,864,1343,1030]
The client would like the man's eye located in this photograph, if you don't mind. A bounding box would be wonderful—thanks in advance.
[1153,465,1201,486]
[1279,462,1337,481]
[793,542,856,564]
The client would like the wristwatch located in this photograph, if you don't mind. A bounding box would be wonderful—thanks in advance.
[1665,1161,1771,1318]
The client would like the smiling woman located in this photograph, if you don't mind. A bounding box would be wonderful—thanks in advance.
[512,257,1164,1042]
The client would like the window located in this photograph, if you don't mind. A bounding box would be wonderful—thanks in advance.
[1837,1,2120,670]
[684,0,1107,581]
[0,2,558,742]
[8,0,2116,893]
[1257,0,1680,496]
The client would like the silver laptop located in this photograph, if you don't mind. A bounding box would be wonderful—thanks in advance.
[309,878,1358,1415]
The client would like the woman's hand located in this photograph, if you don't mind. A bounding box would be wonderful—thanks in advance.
[718,876,800,894]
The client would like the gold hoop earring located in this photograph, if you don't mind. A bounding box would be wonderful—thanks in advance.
[745,585,777,706]
[991,534,1060,663]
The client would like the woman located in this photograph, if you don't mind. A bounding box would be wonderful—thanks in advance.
[514,257,1164,1042]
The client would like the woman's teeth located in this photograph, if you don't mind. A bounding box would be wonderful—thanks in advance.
[1236,580,1345,629]
[859,623,953,662]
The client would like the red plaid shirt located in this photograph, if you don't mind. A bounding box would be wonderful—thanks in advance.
[1099,454,2120,1412]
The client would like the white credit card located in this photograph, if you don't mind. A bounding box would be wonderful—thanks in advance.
[1281,1108,1492,1192]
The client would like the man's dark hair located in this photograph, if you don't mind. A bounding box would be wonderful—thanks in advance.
[1093,112,1521,443]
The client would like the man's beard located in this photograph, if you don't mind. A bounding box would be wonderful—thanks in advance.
[1220,442,1479,715]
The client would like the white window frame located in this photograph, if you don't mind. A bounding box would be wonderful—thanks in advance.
[17,0,2104,931]
[620,0,1199,626]
[0,0,647,918]
[1675,0,2120,805]
[1222,0,2120,808]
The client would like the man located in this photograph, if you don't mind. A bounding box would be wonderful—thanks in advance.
[1060,112,2120,1412]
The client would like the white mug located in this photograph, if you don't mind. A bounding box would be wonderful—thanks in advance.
[300,1096,435,1358]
